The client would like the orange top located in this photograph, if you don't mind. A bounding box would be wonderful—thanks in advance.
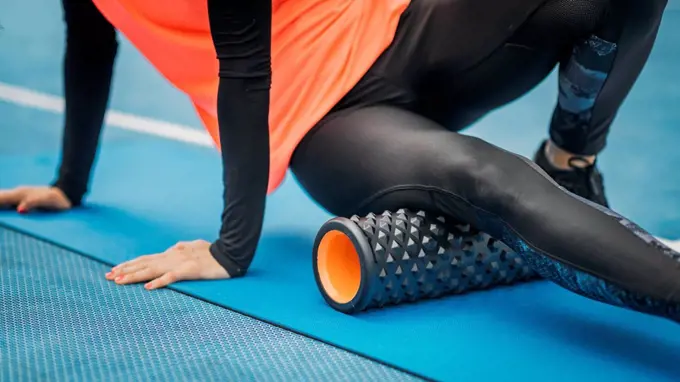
[92,0,411,193]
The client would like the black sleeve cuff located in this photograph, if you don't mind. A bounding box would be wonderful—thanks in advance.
[51,178,85,207]
[209,240,248,278]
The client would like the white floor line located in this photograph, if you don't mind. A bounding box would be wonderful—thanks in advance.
[1,81,679,247]
[0,81,214,147]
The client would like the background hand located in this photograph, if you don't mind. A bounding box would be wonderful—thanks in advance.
[106,240,230,290]
[0,186,72,213]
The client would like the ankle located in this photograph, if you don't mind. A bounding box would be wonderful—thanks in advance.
[544,140,596,170]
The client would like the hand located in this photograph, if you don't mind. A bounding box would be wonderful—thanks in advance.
[106,240,230,290]
[0,186,72,213]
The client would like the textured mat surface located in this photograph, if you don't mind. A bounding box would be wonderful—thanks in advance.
[0,226,421,382]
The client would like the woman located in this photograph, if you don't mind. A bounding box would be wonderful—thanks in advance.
[1,0,677,321]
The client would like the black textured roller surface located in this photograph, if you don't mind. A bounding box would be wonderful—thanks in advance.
[313,209,539,313]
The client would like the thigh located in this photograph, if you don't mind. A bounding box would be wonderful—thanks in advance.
[291,105,561,226]
[290,105,680,304]
[416,40,561,129]
[331,0,609,129]
[332,0,558,127]
[409,0,610,128]
[290,106,463,218]
[291,104,556,230]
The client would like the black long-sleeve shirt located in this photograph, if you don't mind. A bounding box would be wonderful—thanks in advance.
[57,0,272,278]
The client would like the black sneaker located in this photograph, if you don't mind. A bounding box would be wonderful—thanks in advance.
[533,141,609,208]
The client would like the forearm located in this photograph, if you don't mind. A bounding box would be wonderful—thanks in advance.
[207,0,272,277]
[54,0,118,205]
[209,78,270,277]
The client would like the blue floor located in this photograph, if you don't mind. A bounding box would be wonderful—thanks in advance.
[2,2,680,381]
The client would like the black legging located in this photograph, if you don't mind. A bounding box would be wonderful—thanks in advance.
[291,0,680,321]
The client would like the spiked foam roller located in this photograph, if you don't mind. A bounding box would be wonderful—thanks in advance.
[313,209,539,313]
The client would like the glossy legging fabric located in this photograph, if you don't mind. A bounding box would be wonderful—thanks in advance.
[290,0,680,321]
[292,107,680,321]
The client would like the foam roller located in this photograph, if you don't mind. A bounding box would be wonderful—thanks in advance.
[313,209,538,313]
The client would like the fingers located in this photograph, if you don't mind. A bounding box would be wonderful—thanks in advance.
[112,255,151,271]
[114,267,160,285]
[0,186,72,213]
[106,240,225,291]
[19,188,71,212]
[106,253,184,289]
[106,255,153,280]
[145,271,180,290]
[17,194,46,213]
[106,255,167,285]
[0,188,26,208]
